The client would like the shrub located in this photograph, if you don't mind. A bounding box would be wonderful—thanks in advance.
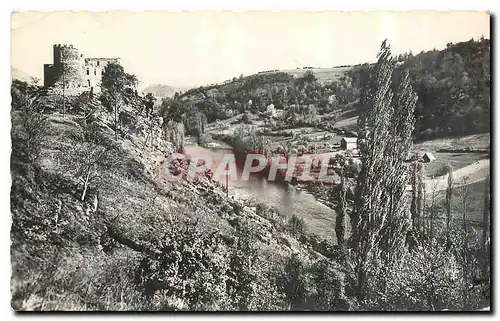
[309,259,351,310]
[278,253,312,310]
[434,164,451,177]
[134,219,232,310]
[256,203,272,219]
[197,133,212,146]
[227,219,259,310]
[242,113,252,124]
[362,243,464,311]
[288,215,307,237]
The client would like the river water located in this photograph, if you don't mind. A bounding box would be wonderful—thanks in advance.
[184,141,336,240]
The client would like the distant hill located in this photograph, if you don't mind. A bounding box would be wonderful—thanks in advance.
[174,38,490,140]
[142,84,180,98]
[258,66,354,84]
[11,67,36,84]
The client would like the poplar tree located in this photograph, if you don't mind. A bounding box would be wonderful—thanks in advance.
[350,40,418,299]
[410,161,425,235]
[482,176,490,291]
[445,165,454,246]
[334,154,349,251]
[482,176,490,252]
[417,163,426,236]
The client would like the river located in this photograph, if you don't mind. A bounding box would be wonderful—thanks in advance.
[184,141,337,240]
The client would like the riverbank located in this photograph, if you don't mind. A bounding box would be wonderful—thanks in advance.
[184,141,339,241]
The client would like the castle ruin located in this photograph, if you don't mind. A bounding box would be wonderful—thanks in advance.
[44,44,120,94]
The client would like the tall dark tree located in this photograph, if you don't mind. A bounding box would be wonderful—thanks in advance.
[350,40,418,300]
[410,161,425,235]
[482,176,490,253]
[333,154,349,251]
[143,93,156,117]
[101,63,137,140]
[445,165,454,246]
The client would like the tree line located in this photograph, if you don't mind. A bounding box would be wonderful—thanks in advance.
[164,38,489,142]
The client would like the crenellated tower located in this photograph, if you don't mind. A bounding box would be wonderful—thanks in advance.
[44,44,120,94]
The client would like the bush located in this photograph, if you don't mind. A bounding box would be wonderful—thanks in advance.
[242,113,252,124]
[134,219,232,310]
[197,133,212,146]
[278,253,312,310]
[362,243,465,311]
[255,203,272,218]
[434,164,451,177]
[288,215,307,237]
[309,259,351,310]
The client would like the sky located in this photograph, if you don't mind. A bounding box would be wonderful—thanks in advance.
[11,11,490,89]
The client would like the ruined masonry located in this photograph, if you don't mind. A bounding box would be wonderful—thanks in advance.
[44,44,119,95]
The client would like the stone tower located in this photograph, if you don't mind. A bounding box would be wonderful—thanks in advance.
[44,44,119,94]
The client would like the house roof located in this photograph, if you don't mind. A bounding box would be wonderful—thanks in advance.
[341,137,358,143]
[423,152,436,160]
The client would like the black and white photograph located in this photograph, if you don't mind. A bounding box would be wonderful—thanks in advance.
[9,10,491,311]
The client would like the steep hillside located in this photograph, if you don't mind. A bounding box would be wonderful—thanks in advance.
[348,37,491,139]
[10,85,341,311]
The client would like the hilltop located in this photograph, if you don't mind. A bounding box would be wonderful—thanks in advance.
[169,38,489,141]
[254,66,354,84]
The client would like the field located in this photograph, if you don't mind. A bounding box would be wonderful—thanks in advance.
[450,181,489,223]
[332,115,359,132]
[257,66,353,84]
[280,66,353,84]
[413,133,490,152]
[424,152,489,177]
[410,134,490,186]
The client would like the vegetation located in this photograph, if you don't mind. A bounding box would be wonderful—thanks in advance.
[10,66,345,311]
[169,38,489,142]
[100,62,138,140]
[351,37,490,139]
[10,39,490,311]
[11,92,49,164]
[327,41,490,310]
[348,40,418,301]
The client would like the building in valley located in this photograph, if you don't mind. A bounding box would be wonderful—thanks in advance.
[340,137,358,150]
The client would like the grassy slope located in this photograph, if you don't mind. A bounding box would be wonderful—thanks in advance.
[264,66,353,84]
[10,97,322,310]
[425,180,489,229]
[413,134,490,152]
[412,134,490,178]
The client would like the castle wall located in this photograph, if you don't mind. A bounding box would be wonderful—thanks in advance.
[51,44,87,90]
[43,64,56,87]
[44,44,120,95]
[84,58,120,93]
